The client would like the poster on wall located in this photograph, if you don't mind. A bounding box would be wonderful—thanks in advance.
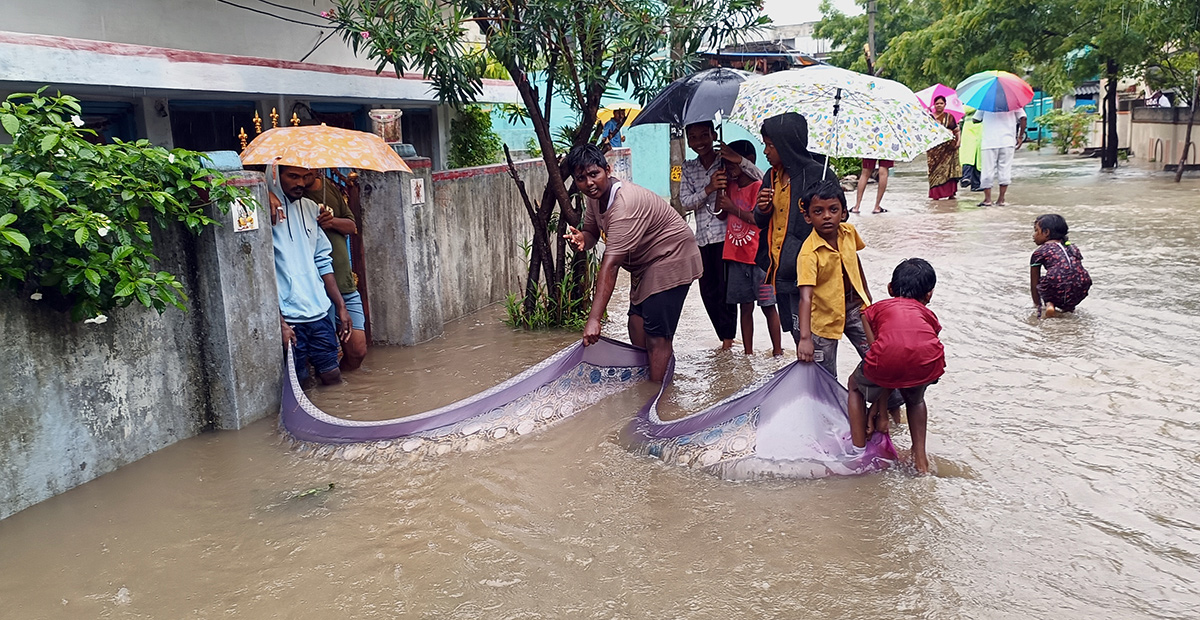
[614,156,632,180]
[233,198,258,232]
[410,178,426,205]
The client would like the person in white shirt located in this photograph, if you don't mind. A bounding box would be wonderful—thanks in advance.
[974,108,1027,206]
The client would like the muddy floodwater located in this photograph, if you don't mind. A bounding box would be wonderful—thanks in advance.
[2,154,1200,619]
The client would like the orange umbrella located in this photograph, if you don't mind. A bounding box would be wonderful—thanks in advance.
[240,124,412,173]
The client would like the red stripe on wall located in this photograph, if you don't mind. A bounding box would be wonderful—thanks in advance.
[0,30,513,87]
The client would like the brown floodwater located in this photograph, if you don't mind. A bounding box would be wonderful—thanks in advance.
[3,153,1199,619]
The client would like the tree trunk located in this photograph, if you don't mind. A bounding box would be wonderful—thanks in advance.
[1175,67,1199,183]
[1102,58,1120,170]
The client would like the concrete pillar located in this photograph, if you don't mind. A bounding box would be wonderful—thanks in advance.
[192,171,283,429]
[138,97,174,148]
[434,105,452,171]
[358,157,444,345]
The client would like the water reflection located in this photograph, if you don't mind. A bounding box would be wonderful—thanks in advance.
[1,153,1199,618]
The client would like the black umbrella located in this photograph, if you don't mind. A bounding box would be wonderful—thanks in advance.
[629,68,752,129]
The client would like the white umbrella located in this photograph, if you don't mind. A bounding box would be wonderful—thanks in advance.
[727,65,953,163]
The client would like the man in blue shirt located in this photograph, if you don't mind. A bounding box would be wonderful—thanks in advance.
[270,165,352,388]
[599,108,628,149]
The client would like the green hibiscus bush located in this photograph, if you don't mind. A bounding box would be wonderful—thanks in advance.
[0,89,248,321]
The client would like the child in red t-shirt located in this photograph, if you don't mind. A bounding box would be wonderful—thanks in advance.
[718,140,783,356]
[847,258,945,474]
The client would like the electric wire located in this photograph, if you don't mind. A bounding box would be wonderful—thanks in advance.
[299,30,339,63]
[249,0,327,19]
[214,0,327,27]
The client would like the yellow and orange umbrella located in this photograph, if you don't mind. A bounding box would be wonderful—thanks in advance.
[240,124,412,173]
[596,101,642,126]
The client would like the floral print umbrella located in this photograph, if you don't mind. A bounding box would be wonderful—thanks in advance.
[728,65,953,161]
[241,124,412,172]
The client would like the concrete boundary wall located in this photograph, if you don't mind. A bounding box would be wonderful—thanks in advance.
[431,148,633,323]
[1,173,280,520]
[3,149,634,519]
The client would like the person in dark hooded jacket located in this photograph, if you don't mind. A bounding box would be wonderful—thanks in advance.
[753,112,835,342]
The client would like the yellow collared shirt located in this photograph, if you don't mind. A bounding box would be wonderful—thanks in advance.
[797,222,869,339]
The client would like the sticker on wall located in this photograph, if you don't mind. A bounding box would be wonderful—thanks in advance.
[233,198,258,232]
[670,165,682,182]
[410,177,426,205]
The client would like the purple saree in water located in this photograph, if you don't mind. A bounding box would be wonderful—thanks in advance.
[281,338,894,477]
[623,359,895,479]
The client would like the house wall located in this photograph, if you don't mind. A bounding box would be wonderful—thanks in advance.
[0,172,281,520]
[1129,107,1198,167]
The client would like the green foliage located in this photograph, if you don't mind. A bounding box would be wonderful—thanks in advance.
[828,156,863,178]
[524,136,542,159]
[0,89,246,321]
[815,0,939,77]
[331,0,765,328]
[825,0,1182,96]
[448,105,502,168]
[1037,105,1096,153]
[1138,0,1200,107]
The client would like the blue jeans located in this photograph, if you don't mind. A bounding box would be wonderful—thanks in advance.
[291,315,339,382]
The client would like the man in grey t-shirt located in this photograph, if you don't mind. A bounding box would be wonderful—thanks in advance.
[563,144,703,382]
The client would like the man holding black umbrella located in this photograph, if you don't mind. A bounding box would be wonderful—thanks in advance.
[680,121,763,349]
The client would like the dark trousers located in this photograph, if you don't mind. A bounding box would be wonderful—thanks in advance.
[698,242,738,341]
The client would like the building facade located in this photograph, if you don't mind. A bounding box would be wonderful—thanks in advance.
[0,0,519,169]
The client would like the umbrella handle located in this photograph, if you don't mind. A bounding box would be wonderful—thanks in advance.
[823,88,842,181]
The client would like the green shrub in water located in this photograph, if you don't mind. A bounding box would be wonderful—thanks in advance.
[1037,105,1097,154]
[0,89,248,321]
[505,237,598,331]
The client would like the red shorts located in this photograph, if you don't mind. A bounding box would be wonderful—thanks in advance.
[862,158,894,169]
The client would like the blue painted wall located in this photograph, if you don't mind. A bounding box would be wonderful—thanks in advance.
[491,79,767,198]
[1023,90,1056,141]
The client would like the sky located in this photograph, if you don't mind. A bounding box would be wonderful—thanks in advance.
[762,0,861,26]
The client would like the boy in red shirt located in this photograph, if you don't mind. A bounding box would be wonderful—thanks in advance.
[847,258,945,474]
[718,140,783,356]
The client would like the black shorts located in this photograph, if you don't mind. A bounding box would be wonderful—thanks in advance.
[628,283,691,339]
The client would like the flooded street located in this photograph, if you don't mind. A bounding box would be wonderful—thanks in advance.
[2,153,1199,619]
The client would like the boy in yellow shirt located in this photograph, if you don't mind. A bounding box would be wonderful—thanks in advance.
[795,179,876,379]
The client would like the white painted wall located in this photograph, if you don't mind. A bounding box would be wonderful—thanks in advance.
[3,0,368,69]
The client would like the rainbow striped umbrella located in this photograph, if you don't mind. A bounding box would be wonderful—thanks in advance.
[955,71,1034,112]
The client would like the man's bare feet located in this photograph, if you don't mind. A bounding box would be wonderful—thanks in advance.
[889,408,903,425]
[913,453,930,474]
[720,339,734,350]
[771,347,784,357]
[1043,302,1057,318]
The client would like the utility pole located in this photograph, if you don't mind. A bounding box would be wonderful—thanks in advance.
[866,0,877,76]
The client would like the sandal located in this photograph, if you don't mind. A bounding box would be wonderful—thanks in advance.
[872,207,887,213]
[977,201,993,206]
[849,207,861,214]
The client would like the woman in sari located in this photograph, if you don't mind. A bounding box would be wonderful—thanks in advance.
[927,95,961,199]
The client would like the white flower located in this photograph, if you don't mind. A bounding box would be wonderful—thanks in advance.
[168,153,175,164]
[84,314,108,325]
[70,115,85,127]
[30,292,42,301]
[97,227,109,237]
